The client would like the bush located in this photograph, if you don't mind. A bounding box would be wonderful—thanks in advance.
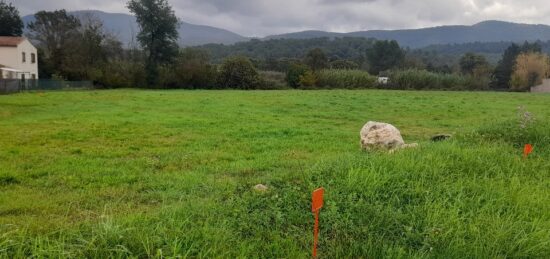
[510,52,550,91]
[330,60,359,70]
[161,48,219,89]
[217,56,262,89]
[316,69,377,89]
[286,63,310,88]
[96,61,147,88]
[386,69,488,90]
[298,70,317,88]
[257,71,289,90]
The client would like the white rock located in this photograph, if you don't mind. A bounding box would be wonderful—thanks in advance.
[360,121,406,150]
[254,184,268,192]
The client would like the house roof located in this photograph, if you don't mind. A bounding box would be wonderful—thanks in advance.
[0,37,25,47]
[0,67,23,73]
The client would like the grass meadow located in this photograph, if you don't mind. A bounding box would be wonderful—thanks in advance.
[1,89,549,258]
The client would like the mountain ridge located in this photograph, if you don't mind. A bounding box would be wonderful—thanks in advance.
[21,10,550,48]
[22,10,249,47]
[267,20,550,48]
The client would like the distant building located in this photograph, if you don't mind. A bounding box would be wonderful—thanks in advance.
[531,79,550,93]
[377,77,389,85]
[0,37,39,80]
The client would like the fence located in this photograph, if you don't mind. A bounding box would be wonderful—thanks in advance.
[0,79,94,95]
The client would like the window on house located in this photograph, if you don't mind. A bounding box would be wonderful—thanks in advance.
[31,53,36,64]
[22,52,26,63]
[32,74,36,80]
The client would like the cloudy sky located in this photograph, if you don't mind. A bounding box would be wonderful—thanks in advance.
[7,0,550,36]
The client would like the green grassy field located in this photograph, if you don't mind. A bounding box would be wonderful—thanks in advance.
[1,89,549,258]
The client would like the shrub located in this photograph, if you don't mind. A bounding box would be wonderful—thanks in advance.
[330,60,359,70]
[161,48,219,89]
[304,48,329,71]
[217,56,262,89]
[96,61,146,88]
[257,71,289,90]
[316,69,377,89]
[386,69,488,90]
[298,70,318,89]
[286,63,310,88]
[510,52,550,91]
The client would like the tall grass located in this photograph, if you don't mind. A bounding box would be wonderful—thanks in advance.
[1,90,549,258]
[474,107,550,148]
[316,69,377,89]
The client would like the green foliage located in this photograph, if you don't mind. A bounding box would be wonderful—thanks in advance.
[459,52,489,75]
[0,0,23,36]
[304,48,329,71]
[159,48,218,89]
[198,37,375,67]
[298,70,317,88]
[217,56,262,89]
[27,10,81,56]
[28,11,124,83]
[64,18,124,82]
[491,42,542,89]
[1,90,549,258]
[97,60,147,88]
[387,69,488,90]
[286,63,310,88]
[330,59,359,70]
[127,0,179,86]
[316,69,377,89]
[258,71,289,90]
[476,108,549,149]
[367,40,405,75]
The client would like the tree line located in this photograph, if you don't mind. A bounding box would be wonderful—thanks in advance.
[1,0,548,91]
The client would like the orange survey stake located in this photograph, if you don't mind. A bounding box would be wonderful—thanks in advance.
[312,188,324,212]
[524,144,533,158]
[311,188,324,258]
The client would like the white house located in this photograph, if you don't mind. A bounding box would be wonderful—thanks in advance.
[531,79,550,93]
[0,37,39,80]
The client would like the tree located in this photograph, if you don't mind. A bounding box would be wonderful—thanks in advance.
[330,60,359,70]
[27,10,81,56]
[491,42,542,89]
[510,52,549,91]
[304,48,328,71]
[163,48,218,89]
[127,0,179,87]
[217,56,261,89]
[286,63,310,88]
[63,15,123,81]
[459,53,489,75]
[298,70,317,88]
[27,11,123,81]
[27,10,81,77]
[0,1,23,36]
[367,40,404,75]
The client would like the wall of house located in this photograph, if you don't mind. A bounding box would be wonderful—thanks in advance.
[17,40,39,80]
[531,79,550,93]
[0,39,39,80]
[0,47,18,77]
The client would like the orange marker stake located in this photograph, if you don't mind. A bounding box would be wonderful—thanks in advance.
[524,144,533,158]
[311,188,325,258]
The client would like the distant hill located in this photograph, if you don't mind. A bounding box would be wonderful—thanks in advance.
[20,11,550,49]
[22,10,248,47]
[266,21,550,48]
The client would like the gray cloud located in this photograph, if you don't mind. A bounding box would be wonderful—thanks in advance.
[7,0,550,36]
